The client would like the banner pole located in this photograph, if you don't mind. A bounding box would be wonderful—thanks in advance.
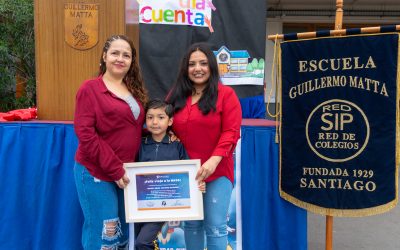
[325,1,344,250]
[267,25,400,40]
[335,0,343,30]
[326,215,333,250]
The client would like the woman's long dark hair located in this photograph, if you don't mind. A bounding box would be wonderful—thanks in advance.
[99,35,148,105]
[167,42,219,115]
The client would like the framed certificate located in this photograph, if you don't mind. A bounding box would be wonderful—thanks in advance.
[123,159,204,222]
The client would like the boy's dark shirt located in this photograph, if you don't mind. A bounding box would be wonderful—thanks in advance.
[138,134,189,162]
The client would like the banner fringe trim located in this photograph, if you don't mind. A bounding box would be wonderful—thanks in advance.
[267,35,281,143]
[279,190,398,217]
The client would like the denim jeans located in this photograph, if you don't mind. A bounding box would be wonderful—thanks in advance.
[184,177,233,250]
[74,162,129,250]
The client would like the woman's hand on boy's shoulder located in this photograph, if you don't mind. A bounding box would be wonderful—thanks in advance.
[168,130,180,142]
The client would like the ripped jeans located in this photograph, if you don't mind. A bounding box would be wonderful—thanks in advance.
[74,162,129,250]
[184,177,233,250]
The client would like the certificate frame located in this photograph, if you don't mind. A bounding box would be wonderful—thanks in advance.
[123,159,204,222]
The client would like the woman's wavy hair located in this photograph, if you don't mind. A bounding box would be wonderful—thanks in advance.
[99,35,148,105]
[167,42,219,115]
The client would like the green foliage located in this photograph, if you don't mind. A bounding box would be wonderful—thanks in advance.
[251,58,258,70]
[0,0,35,112]
[246,63,254,72]
[258,58,265,70]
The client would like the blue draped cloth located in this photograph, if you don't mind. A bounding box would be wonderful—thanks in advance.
[0,122,306,250]
[241,126,307,250]
[239,95,266,119]
[0,122,83,250]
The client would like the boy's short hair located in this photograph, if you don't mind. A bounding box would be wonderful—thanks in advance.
[145,99,174,118]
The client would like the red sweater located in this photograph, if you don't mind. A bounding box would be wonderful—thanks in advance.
[172,83,242,183]
[74,77,144,181]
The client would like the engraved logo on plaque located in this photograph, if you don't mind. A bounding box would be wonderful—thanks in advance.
[64,3,99,50]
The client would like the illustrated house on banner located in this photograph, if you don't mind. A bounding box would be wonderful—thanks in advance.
[214,46,250,77]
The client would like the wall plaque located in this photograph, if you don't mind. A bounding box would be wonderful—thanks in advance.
[64,3,99,50]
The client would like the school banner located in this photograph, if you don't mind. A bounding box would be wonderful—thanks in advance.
[133,0,266,99]
[279,33,400,217]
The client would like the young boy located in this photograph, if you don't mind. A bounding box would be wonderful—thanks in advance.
[133,99,205,250]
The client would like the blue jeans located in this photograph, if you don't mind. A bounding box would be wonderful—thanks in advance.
[184,177,233,250]
[74,162,129,250]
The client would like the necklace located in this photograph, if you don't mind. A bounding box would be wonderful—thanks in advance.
[193,90,203,96]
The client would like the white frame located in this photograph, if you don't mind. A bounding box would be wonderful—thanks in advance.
[124,159,203,222]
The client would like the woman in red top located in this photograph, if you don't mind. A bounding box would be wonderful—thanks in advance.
[74,35,147,250]
[167,43,242,250]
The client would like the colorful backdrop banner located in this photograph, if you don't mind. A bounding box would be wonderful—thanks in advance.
[137,0,266,99]
[138,0,213,27]
[279,33,399,217]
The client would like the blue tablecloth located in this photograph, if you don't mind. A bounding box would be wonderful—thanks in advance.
[241,126,307,250]
[0,122,306,250]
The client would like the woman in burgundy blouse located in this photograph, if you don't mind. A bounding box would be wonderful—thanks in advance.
[73,35,147,250]
[167,43,242,250]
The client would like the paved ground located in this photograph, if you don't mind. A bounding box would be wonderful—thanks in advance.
[308,198,400,250]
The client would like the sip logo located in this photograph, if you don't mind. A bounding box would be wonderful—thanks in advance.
[306,99,370,162]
